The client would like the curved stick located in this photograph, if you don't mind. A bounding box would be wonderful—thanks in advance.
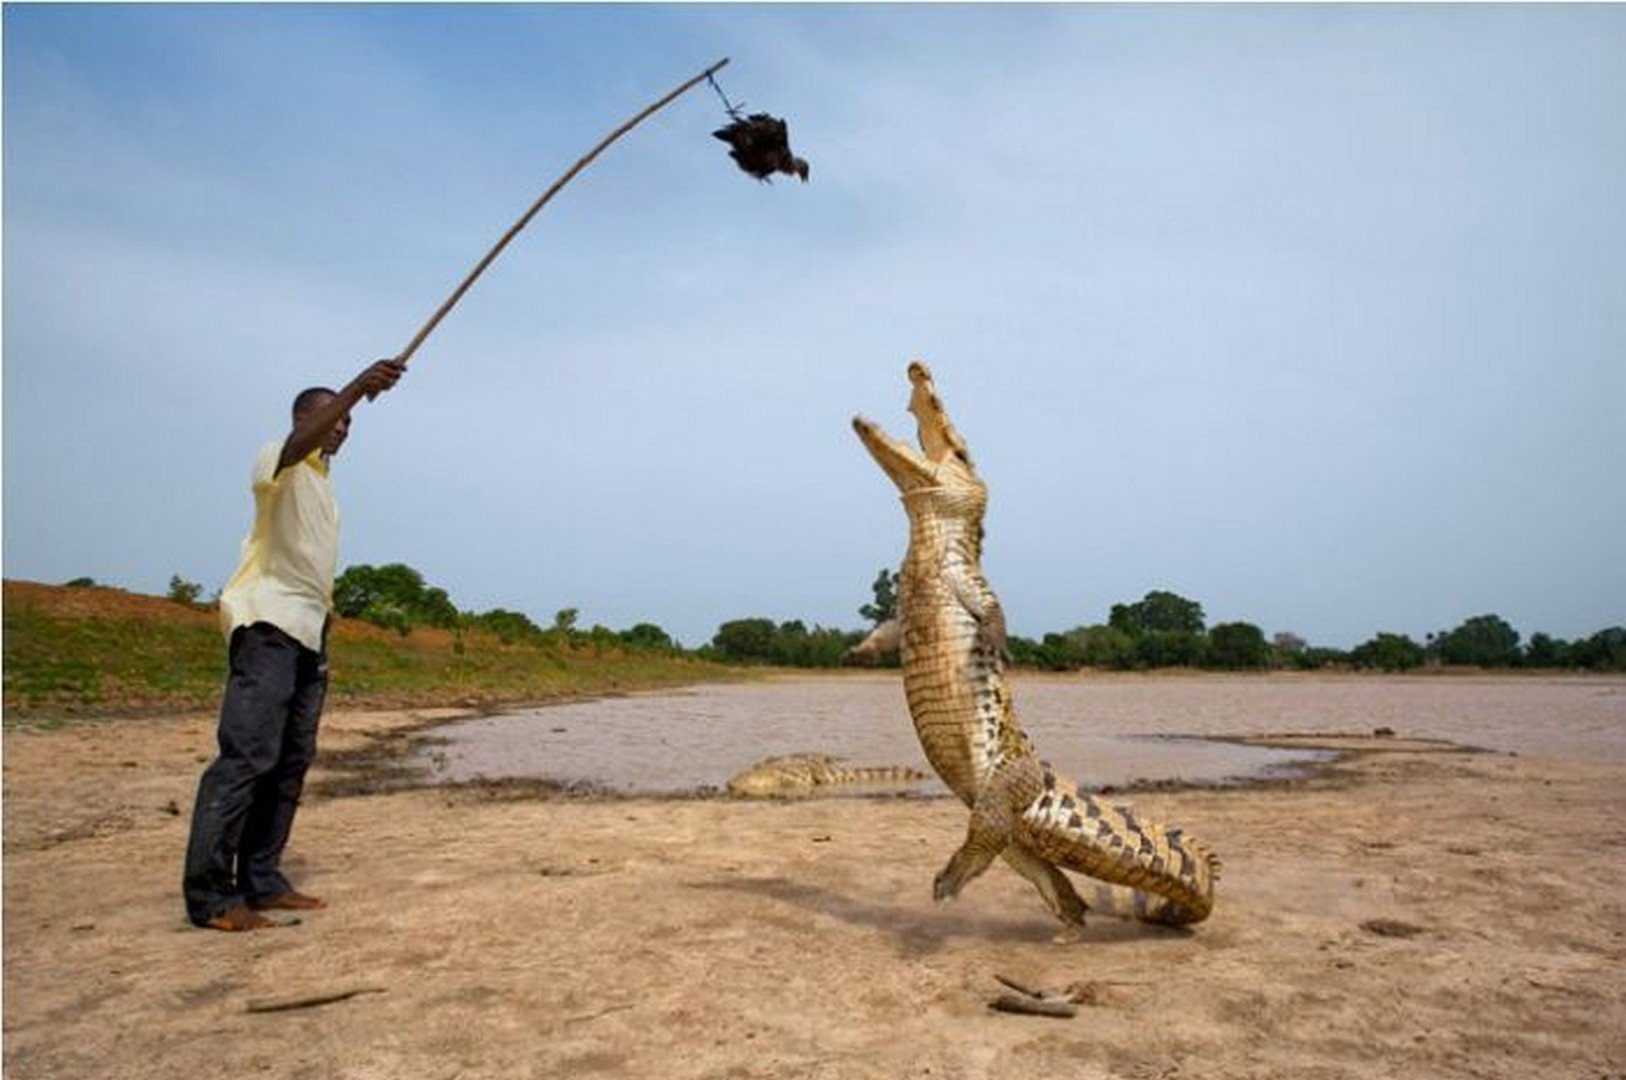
[244,985,386,1014]
[395,57,731,365]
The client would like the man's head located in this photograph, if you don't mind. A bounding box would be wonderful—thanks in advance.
[291,386,350,458]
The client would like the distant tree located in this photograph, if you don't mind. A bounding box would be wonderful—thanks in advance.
[334,563,458,631]
[581,624,624,654]
[1524,632,1569,669]
[1206,622,1270,670]
[1103,592,1207,668]
[1271,632,1307,668]
[469,608,541,643]
[419,587,457,627]
[1292,645,1352,670]
[1006,635,1046,668]
[711,618,779,662]
[1037,631,1087,671]
[167,574,204,607]
[334,563,407,617]
[1132,630,1206,669]
[775,620,810,664]
[780,625,808,664]
[1073,625,1136,669]
[1350,632,1426,672]
[1570,627,1626,672]
[364,601,413,637]
[1033,624,1134,670]
[708,617,858,667]
[859,568,900,626]
[1435,614,1521,668]
[552,607,580,635]
[1109,590,1206,637]
[775,621,859,667]
[620,623,675,651]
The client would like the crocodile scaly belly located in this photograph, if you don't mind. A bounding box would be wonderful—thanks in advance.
[900,606,1010,806]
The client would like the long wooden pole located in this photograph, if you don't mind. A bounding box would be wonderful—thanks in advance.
[393,56,731,366]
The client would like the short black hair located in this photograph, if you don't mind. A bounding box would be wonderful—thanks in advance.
[291,386,337,421]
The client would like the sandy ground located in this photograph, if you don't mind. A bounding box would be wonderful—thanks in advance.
[5,692,1625,1080]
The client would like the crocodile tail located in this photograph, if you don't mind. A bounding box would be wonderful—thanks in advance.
[832,764,930,786]
[1080,875,1220,927]
[1019,766,1219,926]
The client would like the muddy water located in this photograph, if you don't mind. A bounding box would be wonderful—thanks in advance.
[416,673,1624,796]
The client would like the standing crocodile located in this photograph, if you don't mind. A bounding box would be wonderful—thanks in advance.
[726,754,928,798]
[852,361,1219,930]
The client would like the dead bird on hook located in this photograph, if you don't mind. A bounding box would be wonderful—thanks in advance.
[713,113,810,183]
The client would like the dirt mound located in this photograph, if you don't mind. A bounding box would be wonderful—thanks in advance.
[4,580,218,625]
[2,579,460,647]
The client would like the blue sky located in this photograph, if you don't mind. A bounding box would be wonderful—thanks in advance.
[4,3,1623,649]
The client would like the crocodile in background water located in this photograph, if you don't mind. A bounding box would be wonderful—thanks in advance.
[726,754,929,798]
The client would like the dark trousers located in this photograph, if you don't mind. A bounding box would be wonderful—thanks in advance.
[182,622,327,925]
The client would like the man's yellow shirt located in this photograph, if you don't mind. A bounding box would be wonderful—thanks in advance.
[216,443,339,653]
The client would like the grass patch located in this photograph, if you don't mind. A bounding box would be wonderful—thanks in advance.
[4,580,730,724]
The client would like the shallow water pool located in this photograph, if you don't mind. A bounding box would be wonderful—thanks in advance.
[415,675,1341,795]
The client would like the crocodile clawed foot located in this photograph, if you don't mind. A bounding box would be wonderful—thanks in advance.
[1049,896,1089,943]
[934,843,997,901]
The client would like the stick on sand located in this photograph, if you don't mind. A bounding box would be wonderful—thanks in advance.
[245,985,387,1014]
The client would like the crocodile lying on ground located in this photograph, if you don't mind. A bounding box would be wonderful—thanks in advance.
[852,362,1219,931]
[726,753,928,798]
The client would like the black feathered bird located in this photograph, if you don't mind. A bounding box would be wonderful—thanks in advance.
[712,113,809,183]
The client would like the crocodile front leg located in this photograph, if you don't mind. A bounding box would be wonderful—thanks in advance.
[843,616,901,665]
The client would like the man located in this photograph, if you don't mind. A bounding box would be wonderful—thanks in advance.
[183,357,405,931]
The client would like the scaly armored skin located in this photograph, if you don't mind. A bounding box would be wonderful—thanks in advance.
[726,754,928,798]
[852,362,1219,930]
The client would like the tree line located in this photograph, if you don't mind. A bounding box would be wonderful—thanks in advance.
[148,564,1624,672]
[333,563,678,652]
[711,572,1625,673]
[1001,588,1625,673]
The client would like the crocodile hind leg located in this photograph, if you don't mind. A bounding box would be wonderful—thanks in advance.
[1000,844,1090,932]
[934,808,1092,936]
[932,758,1051,904]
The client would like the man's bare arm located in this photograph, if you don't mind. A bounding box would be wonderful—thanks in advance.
[277,359,406,471]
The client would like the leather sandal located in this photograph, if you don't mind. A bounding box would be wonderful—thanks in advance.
[249,890,326,911]
[203,903,278,932]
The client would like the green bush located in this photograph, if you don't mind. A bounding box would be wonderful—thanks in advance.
[1351,632,1426,672]
[334,563,458,630]
[467,608,541,644]
[1432,614,1521,668]
[1206,622,1270,670]
[707,617,860,667]
[167,575,204,607]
